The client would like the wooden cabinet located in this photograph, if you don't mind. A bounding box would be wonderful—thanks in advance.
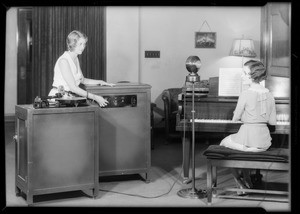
[14,105,99,205]
[84,83,151,182]
[261,2,291,77]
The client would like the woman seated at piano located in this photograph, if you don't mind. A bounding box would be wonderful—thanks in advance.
[48,30,115,107]
[220,59,277,194]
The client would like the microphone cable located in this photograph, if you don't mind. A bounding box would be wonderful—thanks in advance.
[98,167,183,199]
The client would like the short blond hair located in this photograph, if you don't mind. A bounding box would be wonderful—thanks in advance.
[66,30,88,51]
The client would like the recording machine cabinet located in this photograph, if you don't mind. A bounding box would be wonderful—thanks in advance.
[84,83,151,182]
[14,105,99,205]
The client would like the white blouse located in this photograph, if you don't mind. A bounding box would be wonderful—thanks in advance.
[51,51,83,93]
[232,83,277,125]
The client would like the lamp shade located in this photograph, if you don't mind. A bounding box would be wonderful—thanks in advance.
[229,39,256,57]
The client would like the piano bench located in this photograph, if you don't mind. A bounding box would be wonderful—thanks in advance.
[203,145,289,205]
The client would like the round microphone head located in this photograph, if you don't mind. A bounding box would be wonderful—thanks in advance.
[186,56,201,74]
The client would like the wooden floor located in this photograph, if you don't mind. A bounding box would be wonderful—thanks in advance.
[4,122,291,211]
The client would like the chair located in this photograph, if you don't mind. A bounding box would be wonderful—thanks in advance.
[203,145,289,204]
[161,88,183,141]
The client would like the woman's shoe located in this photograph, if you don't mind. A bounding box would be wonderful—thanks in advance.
[212,189,217,197]
[234,178,248,196]
[243,178,253,189]
[236,190,248,196]
[241,174,254,189]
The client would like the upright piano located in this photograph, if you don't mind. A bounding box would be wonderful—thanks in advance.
[175,76,290,181]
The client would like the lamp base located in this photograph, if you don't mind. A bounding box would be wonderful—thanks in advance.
[177,188,207,199]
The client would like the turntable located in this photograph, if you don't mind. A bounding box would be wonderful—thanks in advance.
[33,93,87,109]
[55,97,87,107]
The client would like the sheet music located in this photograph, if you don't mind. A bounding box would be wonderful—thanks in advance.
[218,68,243,96]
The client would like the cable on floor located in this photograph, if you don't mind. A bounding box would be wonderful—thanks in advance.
[99,169,184,199]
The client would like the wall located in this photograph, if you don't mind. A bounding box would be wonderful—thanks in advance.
[106,6,261,124]
[106,7,140,83]
[5,6,261,125]
[5,8,18,116]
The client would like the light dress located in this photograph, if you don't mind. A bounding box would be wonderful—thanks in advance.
[48,51,83,96]
[220,83,277,152]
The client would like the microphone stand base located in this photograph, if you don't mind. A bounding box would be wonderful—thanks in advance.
[177,188,207,199]
[182,177,191,184]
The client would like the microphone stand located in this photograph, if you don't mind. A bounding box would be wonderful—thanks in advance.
[177,72,206,199]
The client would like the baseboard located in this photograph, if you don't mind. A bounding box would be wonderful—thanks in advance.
[5,114,15,124]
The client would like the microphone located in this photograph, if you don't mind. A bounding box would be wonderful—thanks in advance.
[185,56,201,83]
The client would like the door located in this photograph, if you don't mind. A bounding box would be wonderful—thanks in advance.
[17,8,33,104]
[261,3,291,78]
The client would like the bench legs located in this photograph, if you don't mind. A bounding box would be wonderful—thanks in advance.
[206,158,289,205]
[207,161,212,204]
[207,160,217,205]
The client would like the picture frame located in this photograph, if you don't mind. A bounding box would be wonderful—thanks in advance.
[195,32,217,48]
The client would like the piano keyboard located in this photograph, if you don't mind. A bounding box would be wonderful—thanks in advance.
[190,119,290,125]
[190,119,242,124]
[176,94,289,135]
[277,121,290,125]
[276,114,290,125]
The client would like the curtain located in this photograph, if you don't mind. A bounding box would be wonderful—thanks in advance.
[32,6,106,97]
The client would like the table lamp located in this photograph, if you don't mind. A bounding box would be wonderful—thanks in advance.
[229,36,257,67]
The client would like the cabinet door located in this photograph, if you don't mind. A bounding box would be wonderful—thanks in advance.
[31,112,96,190]
[16,118,28,182]
[98,92,150,175]
[267,3,291,77]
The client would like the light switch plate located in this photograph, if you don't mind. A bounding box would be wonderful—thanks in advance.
[145,51,160,58]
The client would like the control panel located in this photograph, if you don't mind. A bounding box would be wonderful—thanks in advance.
[103,95,137,108]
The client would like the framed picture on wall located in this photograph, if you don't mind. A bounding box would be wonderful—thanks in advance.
[195,32,216,48]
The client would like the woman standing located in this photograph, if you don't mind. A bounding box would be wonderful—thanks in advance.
[48,30,115,107]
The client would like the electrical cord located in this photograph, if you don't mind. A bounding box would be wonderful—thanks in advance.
[98,167,183,199]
